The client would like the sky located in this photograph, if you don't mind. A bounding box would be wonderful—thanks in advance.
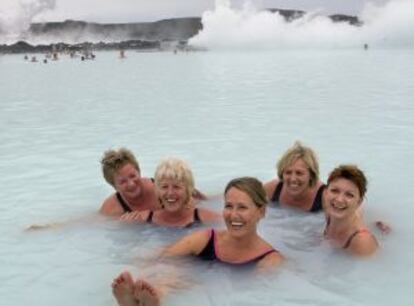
[0,0,391,24]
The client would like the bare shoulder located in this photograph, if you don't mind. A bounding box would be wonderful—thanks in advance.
[164,229,211,257]
[263,179,279,199]
[257,250,284,271]
[348,231,379,257]
[142,177,156,188]
[99,194,123,216]
[198,207,221,222]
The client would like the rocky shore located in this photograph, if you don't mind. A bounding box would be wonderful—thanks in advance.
[0,9,361,54]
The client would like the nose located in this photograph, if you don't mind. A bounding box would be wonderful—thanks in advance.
[335,192,346,203]
[126,179,135,188]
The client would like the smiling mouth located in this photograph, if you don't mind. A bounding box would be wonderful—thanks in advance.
[331,203,347,210]
[229,221,244,229]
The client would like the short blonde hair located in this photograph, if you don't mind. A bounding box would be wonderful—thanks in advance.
[154,157,195,202]
[277,141,319,187]
[101,148,140,187]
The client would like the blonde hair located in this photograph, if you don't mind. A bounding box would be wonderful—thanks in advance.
[101,148,140,187]
[277,141,319,187]
[154,157,195,202]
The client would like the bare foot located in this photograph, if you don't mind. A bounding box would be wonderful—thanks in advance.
[112,271,139,306]
[133,279,161,306]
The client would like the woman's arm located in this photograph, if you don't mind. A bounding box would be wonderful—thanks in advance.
[163,229,210,257]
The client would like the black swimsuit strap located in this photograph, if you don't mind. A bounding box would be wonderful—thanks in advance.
[197,229,217,260]
[116,192,132,213]
[193,208,201,222]
[270,181,283,203]
[323,217,331,235]
[146,211,154,223]
[343,229,366,249]
[310,185,325,212]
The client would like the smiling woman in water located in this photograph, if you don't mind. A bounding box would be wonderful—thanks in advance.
[111,177,283,306]
[323,165,379,256]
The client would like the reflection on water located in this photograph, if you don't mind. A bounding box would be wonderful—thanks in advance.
[0,49,413,305]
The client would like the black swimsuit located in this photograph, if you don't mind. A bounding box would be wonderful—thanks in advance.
[324,217,373,249]
[146,208,202,228]
[271,182,325,212]
[116,192,132,213]
[197,229,278,265]
[116,178,156,213]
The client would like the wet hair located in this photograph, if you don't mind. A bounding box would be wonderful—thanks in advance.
[277,141,319,187]
[101,148,140,187]
[154,157,195,202]
[224,177,268,208]
[327,165,368,199]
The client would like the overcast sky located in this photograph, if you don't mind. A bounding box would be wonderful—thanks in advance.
[1,0,392,23]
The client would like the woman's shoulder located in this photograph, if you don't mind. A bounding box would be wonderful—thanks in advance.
[197,207,221,222]
[99,193,123,216]
[263,178,280,199]
[165,228,213,256]
[256,240,284,271]
[347,229,379,256]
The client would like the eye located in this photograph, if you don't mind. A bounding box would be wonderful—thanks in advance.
[224,203,233,209]
[329,187,339,194]
[345,192,355,199]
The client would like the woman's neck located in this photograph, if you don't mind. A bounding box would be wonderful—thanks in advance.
[159,205,193,223]
[328,213,361,237]
[223,230,261,249]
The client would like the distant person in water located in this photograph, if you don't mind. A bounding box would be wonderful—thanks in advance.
[323,165,379,256]
[112,177,283,306]
[264,141,325,212]
[119,49,126,58]
[100,148,160,216]
[121,157,220,227]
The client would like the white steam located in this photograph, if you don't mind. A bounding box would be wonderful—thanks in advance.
[189,0,414,49]
[0,0,56,41]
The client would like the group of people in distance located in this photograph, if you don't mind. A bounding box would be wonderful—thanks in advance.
[98,142,387,306]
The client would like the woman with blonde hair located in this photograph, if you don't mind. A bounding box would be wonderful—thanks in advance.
[264,141,325,212]
[121,157,219,227]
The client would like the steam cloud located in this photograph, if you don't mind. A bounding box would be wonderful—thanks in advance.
[189,0,414,49]
[0,0,56,41]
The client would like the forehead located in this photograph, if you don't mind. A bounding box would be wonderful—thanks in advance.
[158,177,185,185]
[286,158,308,170]
[329,177,359,192]
[115,163,139,177]
[225,187,254,204]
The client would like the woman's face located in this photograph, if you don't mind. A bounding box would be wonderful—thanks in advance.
[157,178,188,212]
[223,187,264,238]
[282,158,312,196]
[113,163,143,198]
[324,177,362,219]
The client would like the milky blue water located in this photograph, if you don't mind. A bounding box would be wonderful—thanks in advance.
[1,49,413,306]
